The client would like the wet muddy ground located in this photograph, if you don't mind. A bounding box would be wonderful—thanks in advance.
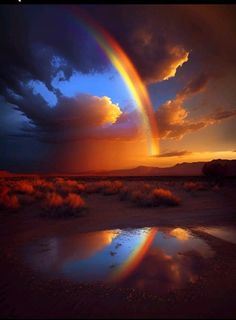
[0,178,236,318]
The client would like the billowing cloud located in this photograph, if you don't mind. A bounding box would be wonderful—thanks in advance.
[7,91,126,137]
[1,4,236,98]
[129,29,189,83]
[0,5,108,99]
[4,87,144,145]
[85,4,236,85]
[52,95,122,128]
[156,74,236,140]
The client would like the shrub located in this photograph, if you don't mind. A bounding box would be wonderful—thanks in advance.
[65,193,85,210]
[0,186,10,197]
[0,187,20,210]
[76,183,86,193]
[41,191,86,218]
[127,187,180,207]
[44,192,64,208]
[119,186,131,201]
[4,194,20,209]
[84,180,123,195]
[151,188,180,206]
[102,180,124,195]
[183,181,207,191]
[33,179,54,192]
[142,183,152,191]
[15,180,34,194]
[54,178,80,194]
[130,190,153,206]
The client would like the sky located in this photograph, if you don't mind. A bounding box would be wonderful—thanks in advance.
[1,4,236,173]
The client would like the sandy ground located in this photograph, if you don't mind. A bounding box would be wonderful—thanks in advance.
[0,178,236,318]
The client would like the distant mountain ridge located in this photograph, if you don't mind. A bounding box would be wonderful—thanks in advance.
[1,159,236,177]
[81,159,236,176]
[81,162,206,176]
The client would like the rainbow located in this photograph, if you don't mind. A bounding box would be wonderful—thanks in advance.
[67,6,159,156]
[109,227,158,282]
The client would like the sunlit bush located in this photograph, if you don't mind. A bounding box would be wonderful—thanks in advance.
[33,178,54,192]
[151,188,180,206]
[119,186,131,201]
[65,193,85,210]
[44,192,64,208]
[130,190,153,206]
[0,187,20,210]
[14,180,34,194]
[183,181,207,191]
[84,180,123,195]
[41,191,86,218]
[54,178,85,194]
[102,180,124,195]
[124,186,180,207]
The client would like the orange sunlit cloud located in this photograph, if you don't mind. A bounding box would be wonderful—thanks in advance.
[162,47,189,81]
[170,228,190,241]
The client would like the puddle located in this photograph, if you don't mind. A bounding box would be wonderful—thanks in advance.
[195,226,236,245]
[24,227,214,294]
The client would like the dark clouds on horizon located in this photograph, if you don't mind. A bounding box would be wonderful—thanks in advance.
[1,4,236,172]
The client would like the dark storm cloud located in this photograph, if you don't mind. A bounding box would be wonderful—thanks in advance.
[5,89,141,144]
[178,73,210,97]
[0,5,108,98]
[2,4,235,99]
[209,109,236,121]
[1,4,236,98]
[84,4,236,83]
[158,150,192,158]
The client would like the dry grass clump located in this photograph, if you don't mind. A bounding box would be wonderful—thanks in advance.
[102,180,124,195]
[142,183,153,191]
[212,184,220,192]
[14,180,34,194]
[129,190,153,207]
[45,192,64,208]
[65,193,85,209]
[84,180,123,195]
[0,186,20,210]
[33,178,54,192]
[151,188,180,206]
[41,191,86,218]
[119,186,131,201]
[120,185,180,207]
[76,183,86,193]
[84,180,111,194]
[53,178,85,194]
[183,181,207,191]
[54,178,77,193]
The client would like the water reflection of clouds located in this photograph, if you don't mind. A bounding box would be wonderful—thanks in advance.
[153,228,213,258]
[195,226,236,245]
[25,227,214,294]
